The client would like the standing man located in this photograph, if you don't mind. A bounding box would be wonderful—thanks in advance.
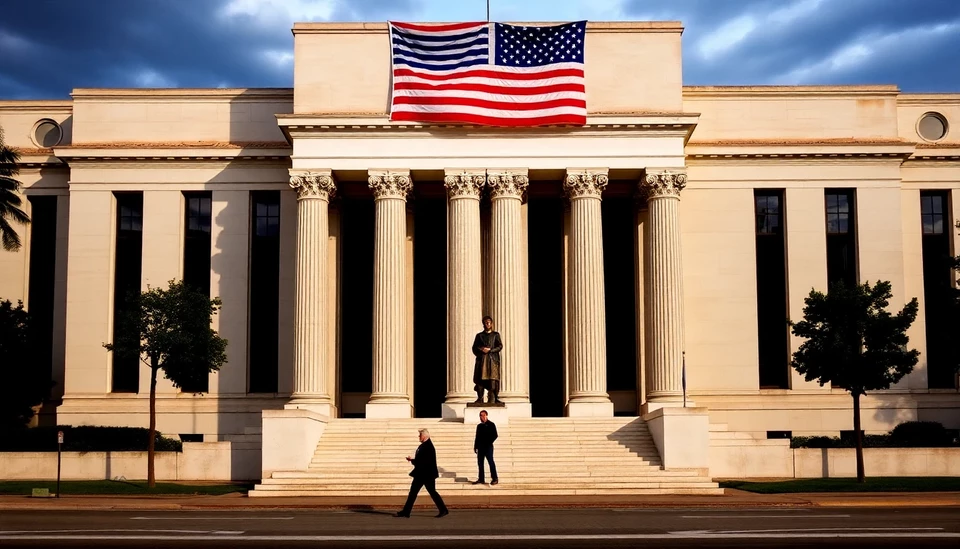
[472,410,499,485]
[472,316,503,404]
[396,429,449,518]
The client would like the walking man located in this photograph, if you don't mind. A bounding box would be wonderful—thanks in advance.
[472,410,499,485]
[396,429,449,518]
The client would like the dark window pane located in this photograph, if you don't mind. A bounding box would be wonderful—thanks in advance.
[249,191,281,393]
[112,192,143,393]
[755,190,789,388]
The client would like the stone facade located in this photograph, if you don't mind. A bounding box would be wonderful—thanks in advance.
[0,22,958,477]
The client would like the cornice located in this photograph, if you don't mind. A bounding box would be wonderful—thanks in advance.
[293,21,683,34]
[683,85,899,98]
[278,113,699,140]
[897,94,960,106]
[54,142,292,164]
[70,88,293,103]
[686,139,916,161]
[0,101,73,112]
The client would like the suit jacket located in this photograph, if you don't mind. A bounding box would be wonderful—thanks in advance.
[409,438,440,480]
[474,420,498,450]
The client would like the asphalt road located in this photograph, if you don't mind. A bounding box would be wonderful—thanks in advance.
[0,507,958,548]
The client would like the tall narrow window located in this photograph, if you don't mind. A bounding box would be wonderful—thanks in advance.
[180,192,212,393]
[755,191,789,389]
[26,196,58,397]
[825,190,857,289]
[183,192,212,295]
[920,191,956,388]
[112,192,143,393]
[248,191,281,393]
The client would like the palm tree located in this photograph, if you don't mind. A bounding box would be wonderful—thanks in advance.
[0,126,31,251]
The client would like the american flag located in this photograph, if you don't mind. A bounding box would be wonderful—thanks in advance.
[389,20,587,126]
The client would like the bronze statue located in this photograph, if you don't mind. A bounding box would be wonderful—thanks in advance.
[472,316,503,404]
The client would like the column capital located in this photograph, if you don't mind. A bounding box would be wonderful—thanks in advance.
[564,169,609,199]
[368,170,413,200]
[488,170,530,200]
[640,169,687,200]
[289,171,336,200]
[443,170,485,199]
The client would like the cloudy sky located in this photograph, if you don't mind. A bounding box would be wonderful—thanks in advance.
[1,0,958,99]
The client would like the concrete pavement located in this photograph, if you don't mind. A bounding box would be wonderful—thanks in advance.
[0,489,957,511]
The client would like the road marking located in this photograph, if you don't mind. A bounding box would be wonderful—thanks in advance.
[131,516,295,521]
[2,533,959,541]
[681,514,850,519]
[673,528,944,535]
[1,529,242,535]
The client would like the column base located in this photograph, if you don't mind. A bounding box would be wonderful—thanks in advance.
[285,400,335,417]
[365,401,413,418]
[642,397,695,415]
[566,400,614,417]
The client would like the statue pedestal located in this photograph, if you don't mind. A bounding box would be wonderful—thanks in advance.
[464,401,509,425]
[443,400,519,424]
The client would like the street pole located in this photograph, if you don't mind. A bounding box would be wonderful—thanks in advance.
[56,430,63,498]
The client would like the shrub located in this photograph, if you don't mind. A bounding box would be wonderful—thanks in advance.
[889,421,954,448]
[0,426,182,452]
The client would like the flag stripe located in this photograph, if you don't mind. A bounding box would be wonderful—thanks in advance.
[391,111,586,126]
[390,21,487,33]
[394,95,586,111]
[393,67,584,81]
[393,89,586,104]
[389,21,587,127]
[392,36,489,54]
[395,81,585,96]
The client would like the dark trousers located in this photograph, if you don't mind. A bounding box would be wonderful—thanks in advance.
[477,445,498,482]
[401,477,447,514]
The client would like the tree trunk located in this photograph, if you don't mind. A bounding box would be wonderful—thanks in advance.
[148,356,158,489]
[853,391,865,483]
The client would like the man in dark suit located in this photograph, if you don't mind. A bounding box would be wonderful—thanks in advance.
[472,410,499,485]
[396,428,449,518]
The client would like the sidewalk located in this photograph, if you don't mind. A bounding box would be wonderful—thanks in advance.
[1,490,958,511]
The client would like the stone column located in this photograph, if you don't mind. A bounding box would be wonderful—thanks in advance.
[488,171,531,416]
[442,170,485,415]
[640,170,688,410]
[367,170,414,418]
[287,171,336,415]
[563,169,614,416]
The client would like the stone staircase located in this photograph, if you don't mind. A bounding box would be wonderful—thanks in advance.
[251,416,722,496]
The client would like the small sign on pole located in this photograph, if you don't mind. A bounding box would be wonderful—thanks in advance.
[56,430,63,498]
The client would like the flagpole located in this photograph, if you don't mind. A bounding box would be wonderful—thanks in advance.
[486,0,490,22]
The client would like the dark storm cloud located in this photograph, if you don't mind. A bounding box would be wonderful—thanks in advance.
[0,0,418,98]
[621,0,960,91]
[0,0,958,98]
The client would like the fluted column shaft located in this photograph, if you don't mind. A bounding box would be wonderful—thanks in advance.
[444,171,485,402]
[489,172,530,405]
[367,171,413,417]
[641,170,687,402]
[564,170,613,416]
[288,172,336,414]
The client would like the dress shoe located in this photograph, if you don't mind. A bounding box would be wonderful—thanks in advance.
[394,512,410,518]
[471,480,485,485]
[491,480,499,485]
[436,510,449,518]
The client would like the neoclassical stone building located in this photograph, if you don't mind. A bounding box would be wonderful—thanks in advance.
[1,22,958,479]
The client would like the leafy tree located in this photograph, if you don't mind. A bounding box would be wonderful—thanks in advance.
[0,126,31,251]
[789,280,919,482]
[104,280,227,487]
[0,299,53,430]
